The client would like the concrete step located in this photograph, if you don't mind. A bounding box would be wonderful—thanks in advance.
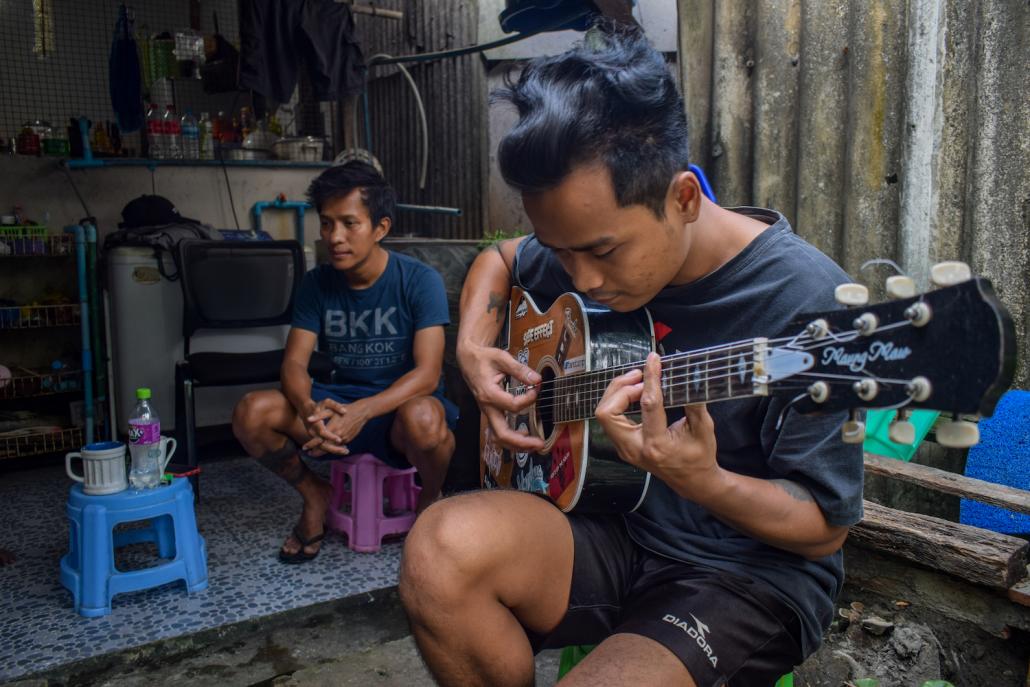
[268,636,560,687]
[14,587,560,687]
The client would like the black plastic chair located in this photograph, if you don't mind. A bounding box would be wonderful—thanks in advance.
[173,239,332,494]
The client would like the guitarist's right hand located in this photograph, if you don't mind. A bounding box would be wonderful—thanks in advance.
[459,341,545,451]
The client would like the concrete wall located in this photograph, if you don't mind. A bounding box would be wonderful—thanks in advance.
[678,0,1030,391]
[3,157,334,245]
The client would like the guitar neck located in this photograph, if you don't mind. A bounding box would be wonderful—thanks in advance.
[549,339,766,423]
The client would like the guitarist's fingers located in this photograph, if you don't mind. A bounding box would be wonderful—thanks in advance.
[479,378,538,414]
[682,403,715,440]
[491,349,542,387]
[639,353,670,443]
[484,406,546,451]
[595,368,644,418]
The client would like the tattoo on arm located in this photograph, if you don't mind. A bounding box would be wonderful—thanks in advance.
[257,438,308,486]
[770,479,815,503]
[487,291,506,324]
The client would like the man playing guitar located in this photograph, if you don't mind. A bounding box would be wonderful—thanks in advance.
[400,26,863,687]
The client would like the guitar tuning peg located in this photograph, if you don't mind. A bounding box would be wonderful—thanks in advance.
[888,417,916,445]
[885,275,916,299]
[834,283,869,307]
[935,418,980,448]
[930,261,972,288]
[841,410,866,444]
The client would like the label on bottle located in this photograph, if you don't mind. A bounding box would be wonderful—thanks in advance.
[128,420,160,445]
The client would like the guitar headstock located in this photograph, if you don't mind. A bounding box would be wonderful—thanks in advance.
[768,263,1016,448]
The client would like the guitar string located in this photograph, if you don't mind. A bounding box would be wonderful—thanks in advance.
[520,320,915,418]
[523,334,827,403]
[521,318,911,403]
[517,332,831,398]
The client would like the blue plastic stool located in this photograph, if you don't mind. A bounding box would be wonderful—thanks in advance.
[60,477,208,617]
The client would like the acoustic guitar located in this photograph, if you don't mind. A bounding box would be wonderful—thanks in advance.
[480,266,1015,513]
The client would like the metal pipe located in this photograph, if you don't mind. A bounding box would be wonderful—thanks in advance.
[251,199,310,241]
[103,290,118,441]
[65,224,94,445]
[396,203,462,216]
[83,221,106,439]
[345,3,403,19]
[254,199,463,234]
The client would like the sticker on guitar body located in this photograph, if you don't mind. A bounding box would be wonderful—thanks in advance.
[563,355,585,373]
[548,427,576,501]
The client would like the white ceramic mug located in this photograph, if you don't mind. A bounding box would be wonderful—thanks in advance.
[66,441,128,495]
[158,436,177,472]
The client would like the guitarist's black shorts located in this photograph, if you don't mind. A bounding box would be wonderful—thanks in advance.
[524,514,806,687]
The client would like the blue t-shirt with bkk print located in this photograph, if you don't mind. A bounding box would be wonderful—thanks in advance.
[292,251,450,394]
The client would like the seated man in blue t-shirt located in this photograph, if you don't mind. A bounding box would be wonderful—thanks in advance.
[232,162,458,563]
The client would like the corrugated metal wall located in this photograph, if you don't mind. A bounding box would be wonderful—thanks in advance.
[351,0,489,239]
[678,0,1029,389]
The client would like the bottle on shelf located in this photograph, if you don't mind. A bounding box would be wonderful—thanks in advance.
[162,105,182,160]
[146,103,165,159]
[198,112,215,160]
[239,106,255,139]
[180,109,200,159]
[212,110,225,147]
[128,387,162,489]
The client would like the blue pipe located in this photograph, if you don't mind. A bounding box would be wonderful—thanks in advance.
[689,164,718,203]
[77,118,93,163]
[252,199,309,242]
[82,221,106,440]
[65,224,94,445]
[252,199,463,243]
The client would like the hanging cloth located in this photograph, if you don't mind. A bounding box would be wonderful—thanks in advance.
[109,4,144,133]
[239,0,365,103]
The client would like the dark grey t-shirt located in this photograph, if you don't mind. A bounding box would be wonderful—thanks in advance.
[513,207,864,656]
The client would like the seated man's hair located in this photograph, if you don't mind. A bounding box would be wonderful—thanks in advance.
[494,25,689,218]
[307,161,397,226]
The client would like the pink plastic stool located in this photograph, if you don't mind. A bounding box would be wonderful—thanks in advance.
[326,453,421,552]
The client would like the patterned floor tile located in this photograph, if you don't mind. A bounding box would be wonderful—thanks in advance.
[0,456,405,682]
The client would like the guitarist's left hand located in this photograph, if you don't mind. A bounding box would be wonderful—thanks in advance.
[595,352,723,500]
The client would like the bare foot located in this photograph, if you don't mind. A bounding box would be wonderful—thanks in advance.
[280,478,333,558]
[0,548,14,566]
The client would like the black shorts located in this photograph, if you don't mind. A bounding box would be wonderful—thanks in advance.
[526,514,805,687]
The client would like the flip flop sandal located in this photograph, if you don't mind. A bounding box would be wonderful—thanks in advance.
[278,525,325,564]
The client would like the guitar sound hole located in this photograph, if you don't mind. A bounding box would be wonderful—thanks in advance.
[536,365,558,444]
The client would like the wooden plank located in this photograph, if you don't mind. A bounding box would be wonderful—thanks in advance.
[844,544,1030,638]
[1008,576,1030,608]
[864,452,1030,515]
[850,500,1029,589]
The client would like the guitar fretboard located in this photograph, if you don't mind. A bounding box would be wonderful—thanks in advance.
[549,340,759,423]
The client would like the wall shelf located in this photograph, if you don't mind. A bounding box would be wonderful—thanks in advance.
[0,426,83,459]
[0,304,81,329]
[63,158,331,170]
[0,234,74,257]
[0,368,82,400]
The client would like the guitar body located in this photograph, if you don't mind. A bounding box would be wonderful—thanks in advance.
[480,288,656,513]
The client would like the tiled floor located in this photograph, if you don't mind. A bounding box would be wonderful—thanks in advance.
[0,456,405,682]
